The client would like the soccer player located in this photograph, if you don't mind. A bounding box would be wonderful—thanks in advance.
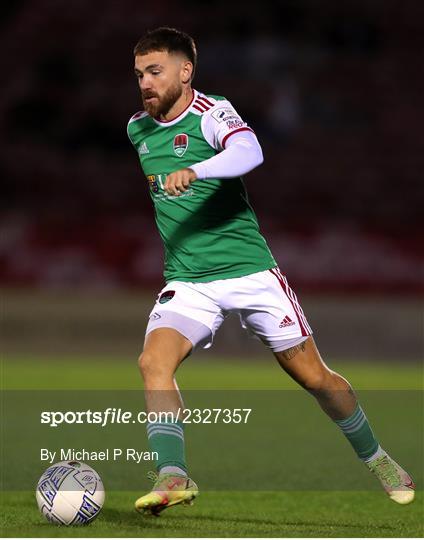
[127,27,415,514]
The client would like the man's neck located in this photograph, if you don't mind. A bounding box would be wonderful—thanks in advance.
[159,86,193,122]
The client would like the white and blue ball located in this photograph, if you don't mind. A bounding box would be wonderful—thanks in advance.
[36,461,105,525]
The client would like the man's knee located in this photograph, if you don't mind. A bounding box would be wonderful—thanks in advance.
[302,369,329,392]
[138,350,168,380]
[303,368,350,393]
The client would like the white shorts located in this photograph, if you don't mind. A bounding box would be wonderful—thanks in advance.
[146,267,313,353]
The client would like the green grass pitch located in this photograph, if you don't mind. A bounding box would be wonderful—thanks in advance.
[2,490,423,537]
[1,356,423,537]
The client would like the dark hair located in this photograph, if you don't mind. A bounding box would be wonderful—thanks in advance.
[133,27,197,78]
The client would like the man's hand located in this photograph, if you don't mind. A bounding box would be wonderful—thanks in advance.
[164,168,197,196]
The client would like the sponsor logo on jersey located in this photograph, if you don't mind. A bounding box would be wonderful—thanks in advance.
[173,134,188,157]
[149,312,162,320]
[147,174,160,193]
[279,315,296,328]
[159,290,175,304]
[226,119,245,130]
[138,141,150,155]
[211,107,239,123]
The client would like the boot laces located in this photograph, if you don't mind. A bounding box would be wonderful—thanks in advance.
[370,456,401,487]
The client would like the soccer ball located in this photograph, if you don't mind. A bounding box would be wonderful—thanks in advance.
[36,461,105,525]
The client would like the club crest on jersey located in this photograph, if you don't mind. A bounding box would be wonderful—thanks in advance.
[173,134,188,157]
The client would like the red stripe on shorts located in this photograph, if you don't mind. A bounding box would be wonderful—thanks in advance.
[269,268,312,337]
[277,268,312,335]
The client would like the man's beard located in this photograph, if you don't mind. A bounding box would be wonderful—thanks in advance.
[142,82,183,118]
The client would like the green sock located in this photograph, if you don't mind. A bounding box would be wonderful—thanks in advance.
[334,403,379,460]
[146,421,187,472]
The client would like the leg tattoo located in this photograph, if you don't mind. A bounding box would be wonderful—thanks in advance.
[280,340,306,362]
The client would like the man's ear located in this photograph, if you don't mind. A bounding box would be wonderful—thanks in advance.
[181,60,193,84]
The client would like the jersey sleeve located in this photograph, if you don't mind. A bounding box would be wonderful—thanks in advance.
[200,99,255,151]
[189,130,263,180]
[127,111,148,150]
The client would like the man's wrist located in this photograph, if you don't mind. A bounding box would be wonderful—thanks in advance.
[188,164,204,180]
[186,167,198,180]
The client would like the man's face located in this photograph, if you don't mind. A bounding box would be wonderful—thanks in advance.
[134,50,187,117]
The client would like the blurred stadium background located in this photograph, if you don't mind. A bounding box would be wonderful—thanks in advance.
[1,0,422,363]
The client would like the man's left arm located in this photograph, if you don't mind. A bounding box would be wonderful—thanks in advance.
[164,131,263,196]
[164,99,263,196]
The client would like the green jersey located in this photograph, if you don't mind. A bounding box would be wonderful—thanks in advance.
[127,89,276,283]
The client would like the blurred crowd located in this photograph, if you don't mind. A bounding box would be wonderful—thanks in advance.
[1,0,422,291]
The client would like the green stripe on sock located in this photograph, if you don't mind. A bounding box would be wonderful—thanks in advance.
[147,421,187,472]
[335,405,379,460]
